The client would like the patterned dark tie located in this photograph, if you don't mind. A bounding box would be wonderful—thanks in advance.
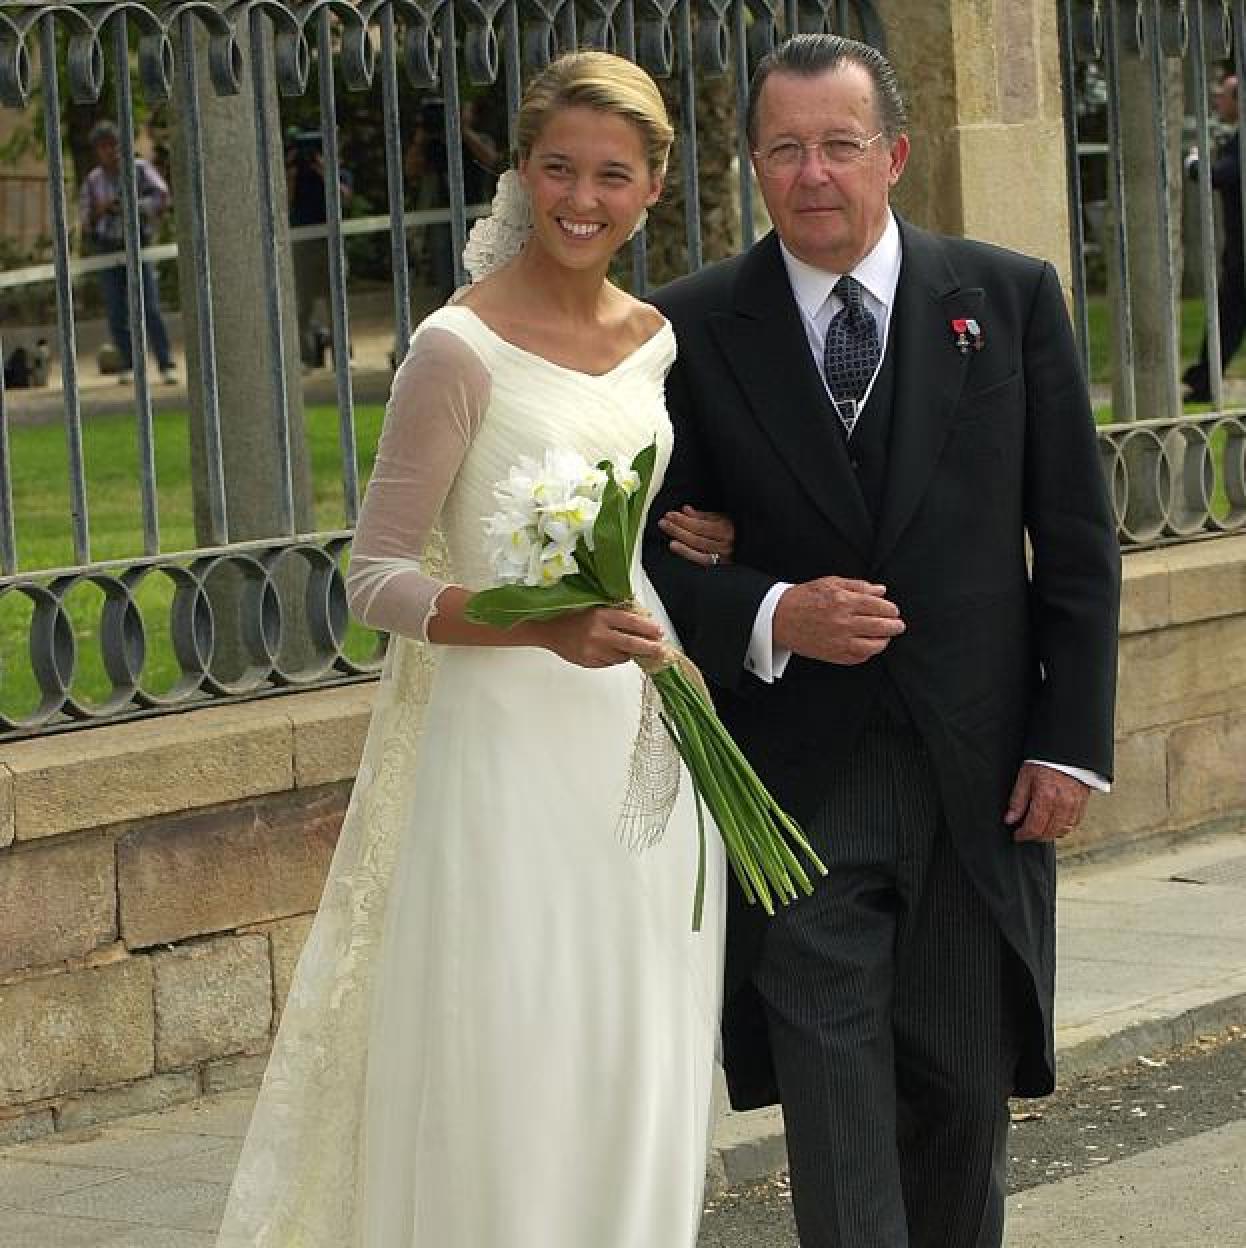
[822,275,881,439]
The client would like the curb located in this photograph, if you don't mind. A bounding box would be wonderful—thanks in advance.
[706,991,1246,1196]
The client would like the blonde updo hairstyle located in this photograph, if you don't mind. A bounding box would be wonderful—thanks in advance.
[515,51,674,179]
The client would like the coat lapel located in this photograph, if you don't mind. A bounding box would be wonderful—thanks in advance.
[873,221,982,567]
[707,233,874,560]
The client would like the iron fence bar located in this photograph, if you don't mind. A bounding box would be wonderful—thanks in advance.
[1235,0,1246,293]
[249,7,296,535]
[1102,0,1138,422]
[39,12,91,563]
[1058,0,1092,376]
[1188,0,1224,409]
[315,4,360,526]
[676,0,702,270]
[0,334,13,575]
[176,9,230,543]
[0,527,354,587]
[558,0,576,50]
[378,2,412,360]
[619,0,651,295]
[1143,0,1180,419]
[502,0,521,150]
[110,12,162,553]
[784,0,796,34]
[733,0,754,249]
[441,2,469,287]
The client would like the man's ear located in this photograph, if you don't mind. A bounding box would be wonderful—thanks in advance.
[888,133,910,187]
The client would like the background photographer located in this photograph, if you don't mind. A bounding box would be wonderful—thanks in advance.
[78,119,177,385]
[285,128,353,369]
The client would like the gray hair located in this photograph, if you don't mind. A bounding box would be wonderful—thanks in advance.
[746,34,908,145]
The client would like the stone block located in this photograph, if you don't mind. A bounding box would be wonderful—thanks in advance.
[3,704,292,843]
[1120,550,1172,634]
[997,3,1039,124]
[1166,537,1246,625]
[56,1071,200,1133]
[1065,729,1168,854]
[0,959,154,1105]
[266,914,314,1020]
[117,786,343,949]
[0,1107,55,1147]
[153,935,272,1072]
[202,1052,271,1095]
[1167,711,1246,827]
[0,764,14,850]
[956,119,1072,270]
[1116,615,1246,733]
[0,835,117,976]
[286,686,374,788]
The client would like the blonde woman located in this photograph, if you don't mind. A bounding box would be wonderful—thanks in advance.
[216,52,733,1248]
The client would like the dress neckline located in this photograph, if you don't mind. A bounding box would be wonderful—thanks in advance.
[444,304,673,380]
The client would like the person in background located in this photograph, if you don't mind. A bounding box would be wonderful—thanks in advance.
[286,128,353,369]
[79,120,177,385]
[1184,72,1244,403]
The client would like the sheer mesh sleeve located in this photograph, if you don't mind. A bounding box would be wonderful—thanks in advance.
[346,327,491,641]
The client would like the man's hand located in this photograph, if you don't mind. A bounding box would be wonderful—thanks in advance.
[658,505,735,567]
[1005,763,1090,842]
[772,577,905,665]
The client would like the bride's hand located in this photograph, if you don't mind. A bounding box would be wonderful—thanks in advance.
[658,506,735,568]
[537,606,666,669]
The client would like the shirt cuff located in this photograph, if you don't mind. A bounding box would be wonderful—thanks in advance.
[745,582,794,683]
[1024,759,1111,794]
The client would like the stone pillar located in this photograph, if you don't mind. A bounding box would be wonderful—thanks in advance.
[169,19,317,679]
[886,0,1073,287]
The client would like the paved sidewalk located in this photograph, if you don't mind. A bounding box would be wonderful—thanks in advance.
[1,830,1243,1247]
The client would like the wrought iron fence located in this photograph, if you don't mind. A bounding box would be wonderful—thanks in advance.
[1060,0,1246,545]
[0,0,883,738]
[4,0,1245,741]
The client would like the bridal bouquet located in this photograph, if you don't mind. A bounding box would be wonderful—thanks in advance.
[466,442,826,930]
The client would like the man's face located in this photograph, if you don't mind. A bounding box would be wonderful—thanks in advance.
[751,64,908,273]
[94,136,120,174]
[1214,75,1239,124]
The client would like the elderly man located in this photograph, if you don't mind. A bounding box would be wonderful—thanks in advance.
[647,34,1120,1248]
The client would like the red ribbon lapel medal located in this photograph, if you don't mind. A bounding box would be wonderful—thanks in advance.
[951,317,984,354]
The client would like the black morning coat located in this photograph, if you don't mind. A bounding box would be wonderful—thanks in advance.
[643,219,1122,1111]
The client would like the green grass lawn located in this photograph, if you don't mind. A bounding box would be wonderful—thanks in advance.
[1,404,386,722]
[1084,294,1246,387]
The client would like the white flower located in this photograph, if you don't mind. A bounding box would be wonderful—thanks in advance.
[578,465,609,500]
[539,495,600,547]
[535,542,580,586]
[613,464,642,496]
[462,170,534,284]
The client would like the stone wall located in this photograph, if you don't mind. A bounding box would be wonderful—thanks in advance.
[888,0,1073,288]
[0,690,370,1145]
[1,538,1244,1139]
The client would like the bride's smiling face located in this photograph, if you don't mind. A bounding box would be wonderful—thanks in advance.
[520,105,663,271]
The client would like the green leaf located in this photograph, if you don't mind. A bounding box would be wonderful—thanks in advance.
[464,577,610,628]
[589,467,634,603]
[625,441,659,566]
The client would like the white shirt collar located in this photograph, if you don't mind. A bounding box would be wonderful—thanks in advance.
[779,211,902,324]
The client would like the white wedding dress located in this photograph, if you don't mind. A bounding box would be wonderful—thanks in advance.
[215,304,726,1248]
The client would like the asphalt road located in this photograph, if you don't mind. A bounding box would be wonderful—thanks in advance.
[696,1027,1246,1247]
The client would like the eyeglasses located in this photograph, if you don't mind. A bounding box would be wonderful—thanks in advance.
[753,133,886,179]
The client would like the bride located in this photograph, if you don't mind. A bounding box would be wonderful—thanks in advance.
[216,51,737,1248]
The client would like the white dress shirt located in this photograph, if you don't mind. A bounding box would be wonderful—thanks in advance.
[739,213,1108,793]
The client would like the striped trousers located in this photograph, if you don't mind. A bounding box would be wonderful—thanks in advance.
[754,717,1021,1248]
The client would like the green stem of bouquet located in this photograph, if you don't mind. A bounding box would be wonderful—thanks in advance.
[658,709,708,932]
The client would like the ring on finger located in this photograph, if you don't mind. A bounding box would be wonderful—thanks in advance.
[709,552,720,566]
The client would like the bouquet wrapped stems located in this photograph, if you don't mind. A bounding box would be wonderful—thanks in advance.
[642,650,825,929]
[467,442,827,929]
